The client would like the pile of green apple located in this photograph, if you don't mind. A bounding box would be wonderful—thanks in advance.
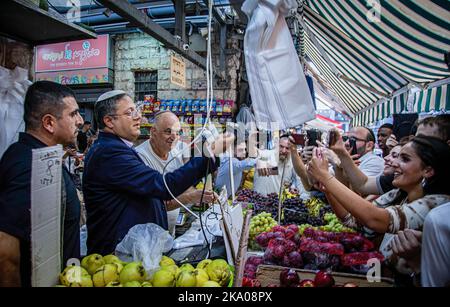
[151,257,233,287]
[58,254,150,287]
[58,254,233,287]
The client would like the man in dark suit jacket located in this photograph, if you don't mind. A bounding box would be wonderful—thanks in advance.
[83,90,233,255]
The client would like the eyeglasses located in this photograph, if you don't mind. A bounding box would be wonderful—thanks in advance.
[109,109,141,119]
[342,136,368,143]
[161,128,183,136]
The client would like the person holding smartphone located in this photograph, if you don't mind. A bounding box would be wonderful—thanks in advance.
[253,136,301,195]
[340,126,384,177]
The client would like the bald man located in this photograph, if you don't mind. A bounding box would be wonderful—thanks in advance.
[344,126,384,177]
[135,111,214,236]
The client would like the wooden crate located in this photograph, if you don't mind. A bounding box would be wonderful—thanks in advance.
[256,264,394,287]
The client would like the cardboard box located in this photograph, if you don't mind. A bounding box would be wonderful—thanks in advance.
[256,264,394,287]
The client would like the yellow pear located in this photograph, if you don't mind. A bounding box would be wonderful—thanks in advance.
[159,255,176,267]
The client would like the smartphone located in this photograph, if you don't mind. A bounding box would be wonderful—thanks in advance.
[268,167,279,175]
[328,130,339,147]
[291,134,305,146]
[307,130,322,147]
[349,138,358,155]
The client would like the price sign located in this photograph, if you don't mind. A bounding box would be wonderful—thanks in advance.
[31,145,63,287]
[170,55,186,88]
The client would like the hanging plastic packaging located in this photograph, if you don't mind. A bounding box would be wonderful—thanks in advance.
[0,66,31,159]
[242,0,315,130]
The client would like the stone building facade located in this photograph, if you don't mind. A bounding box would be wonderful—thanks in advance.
[113,30,242,104]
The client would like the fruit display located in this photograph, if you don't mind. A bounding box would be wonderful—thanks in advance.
[57,254,233,287]
[58,253,146,287]
[237,191,353,234]
[249,212,278,250]
[247,224,381,275]
[236,189,279,218]
[319,213,356,233]
[251,268,357,288]
[151,257,233,287]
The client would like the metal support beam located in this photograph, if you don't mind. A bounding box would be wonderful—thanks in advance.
[97,0,206,69]
[174,0,186,43]
[202,0,226,25]
[219,24,227,75]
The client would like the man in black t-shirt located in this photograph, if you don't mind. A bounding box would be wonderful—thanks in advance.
[0,81,83,287]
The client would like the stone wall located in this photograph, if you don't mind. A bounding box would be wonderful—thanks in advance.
[113,30,241,103]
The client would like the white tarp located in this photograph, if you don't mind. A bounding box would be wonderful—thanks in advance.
[243,0,315,131]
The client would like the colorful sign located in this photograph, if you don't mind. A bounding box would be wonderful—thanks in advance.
[170,55,186,88]
[35,35,109,72]
[35,68,111,85]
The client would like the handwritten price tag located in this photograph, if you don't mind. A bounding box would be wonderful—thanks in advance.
[31,145,63,287]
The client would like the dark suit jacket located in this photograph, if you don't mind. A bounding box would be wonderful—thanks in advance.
[83,131,217,255]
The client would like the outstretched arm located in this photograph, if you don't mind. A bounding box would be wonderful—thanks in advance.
[330,133,379,195]
[289,138,313,191]
[308,148,390,233]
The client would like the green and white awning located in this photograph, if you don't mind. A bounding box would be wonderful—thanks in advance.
[353,92,409,127]
[414,83,450,113]
[301,0,450,125]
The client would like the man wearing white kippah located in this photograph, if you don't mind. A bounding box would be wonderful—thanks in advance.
[135,110,215,237]
[82,90,233,254]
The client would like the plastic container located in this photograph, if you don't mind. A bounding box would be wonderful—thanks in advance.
[223,100,233,113]
[153,100,161,112]
[172,99,180,113]
[199,99,207,113]
[192,99,200,113]
[216,99,224,113]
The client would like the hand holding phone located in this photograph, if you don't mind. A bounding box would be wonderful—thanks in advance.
[349,138,358,155]
[328,129,339,147]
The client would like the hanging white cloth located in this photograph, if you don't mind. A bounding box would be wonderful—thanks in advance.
[0,66,31,159]
[242,0,315,130]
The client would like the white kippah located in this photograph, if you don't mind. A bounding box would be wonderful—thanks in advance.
[96,90,127,103]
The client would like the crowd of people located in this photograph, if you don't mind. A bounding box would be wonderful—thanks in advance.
[0,80,448,287]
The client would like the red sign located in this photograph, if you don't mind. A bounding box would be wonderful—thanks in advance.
[35,35,109,72]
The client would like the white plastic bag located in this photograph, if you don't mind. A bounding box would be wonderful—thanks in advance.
[243,0,315,130]
[115,223,174,276]
[172,204,223,250]
[80,225,88,257]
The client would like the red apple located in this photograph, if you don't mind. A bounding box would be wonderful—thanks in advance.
[314,270,335,287]
[280,269,300,287]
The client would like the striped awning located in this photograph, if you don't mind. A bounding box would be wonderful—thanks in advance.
[353,92,409,127]
[414,83,450,113]
[301,0,450,125]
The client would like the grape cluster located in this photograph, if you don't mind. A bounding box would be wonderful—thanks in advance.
[319,213,355,233]
[304,197,327,217]
[249,212,278,242]
[298,224,318,235]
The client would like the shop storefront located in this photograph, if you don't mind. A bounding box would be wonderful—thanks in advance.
[34,34,115,124]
